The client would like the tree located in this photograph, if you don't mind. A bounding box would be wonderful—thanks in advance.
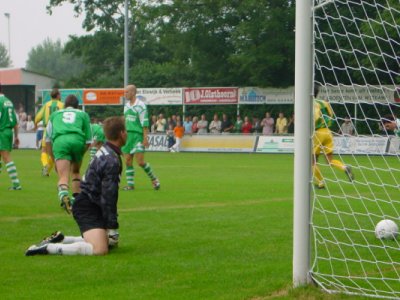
[46,1,297,88]
[26,38,84,81]
[0,43,12,67]
[64,31,124,87]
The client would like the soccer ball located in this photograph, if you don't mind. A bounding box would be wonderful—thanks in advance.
[375,219,398,240]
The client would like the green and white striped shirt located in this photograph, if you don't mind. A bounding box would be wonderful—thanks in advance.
[124,99,149,133]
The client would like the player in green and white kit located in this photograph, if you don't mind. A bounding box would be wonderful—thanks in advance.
[383,115,400,136]
[89,122,105,159]
[0,85,22,190]
[46,95,92,213]
[122,84,160,190]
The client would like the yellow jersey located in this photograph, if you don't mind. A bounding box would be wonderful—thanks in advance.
[314,99,334,130]
[35,99,64,126]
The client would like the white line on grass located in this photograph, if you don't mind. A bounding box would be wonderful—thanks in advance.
[0,198,290,222]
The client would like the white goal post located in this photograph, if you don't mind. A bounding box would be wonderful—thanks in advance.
[294,0,400,299]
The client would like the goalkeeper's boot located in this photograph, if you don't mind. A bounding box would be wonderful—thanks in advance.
[152,178,160,190]
[344,166,354,182]
[122,185,135,191]
[25,244,49,256]
[60,195,72,214]
[315,183,325,190]
[38,231,64,247]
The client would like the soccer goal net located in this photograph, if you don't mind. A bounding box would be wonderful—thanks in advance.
[310,0,400,298]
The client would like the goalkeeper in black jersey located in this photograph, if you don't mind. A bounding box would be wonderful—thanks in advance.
[25,116,127,256]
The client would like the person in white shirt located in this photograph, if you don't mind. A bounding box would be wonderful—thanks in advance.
[209,114,221,134]
[340,116,354,136]
[156,114,167,133]
[197,114,208,134]
[26,115,35,132]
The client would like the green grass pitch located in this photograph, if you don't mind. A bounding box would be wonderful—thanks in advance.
[0,150,376,299]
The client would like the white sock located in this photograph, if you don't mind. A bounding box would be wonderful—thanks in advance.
[62,235,84,244]
[47,242,93,256]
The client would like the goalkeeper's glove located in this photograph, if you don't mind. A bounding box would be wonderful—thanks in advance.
[107,229,119,248]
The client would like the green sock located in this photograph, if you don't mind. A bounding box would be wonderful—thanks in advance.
[58,185,69,202]
[6,161,20,187]
[90,147,97,159]
[126,166,135,187]
[142,163,156,181]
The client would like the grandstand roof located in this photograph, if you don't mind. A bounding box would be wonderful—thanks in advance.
[0,68,55,85]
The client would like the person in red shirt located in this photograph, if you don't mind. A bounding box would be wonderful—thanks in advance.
[170,121,185,152]
[241,116,253,134]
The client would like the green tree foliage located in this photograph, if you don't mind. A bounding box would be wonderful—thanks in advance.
[64,32,124,87]
[26,38,84,81]
[314,1,400,86]
[0,43,12,67]
[46,0,398,135]
[48,0,296,88]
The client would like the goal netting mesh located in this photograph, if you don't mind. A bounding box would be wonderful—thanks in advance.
[311,0,400,298]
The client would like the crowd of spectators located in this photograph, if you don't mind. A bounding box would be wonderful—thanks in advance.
[17,104,35,133]
[148,112,296,135]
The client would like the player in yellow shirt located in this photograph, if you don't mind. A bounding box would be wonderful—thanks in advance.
[313,85,354,189]
[34,88,64,176]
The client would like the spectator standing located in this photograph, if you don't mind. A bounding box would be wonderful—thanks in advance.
[176,115,181,127]
[261,112,274,135]
[197,114,208,134]
[170,115,177,128]
[156,114,167,133]
[287,113,295,134]
[275,112,288,134]
[221,113,233,134]
[233,115,243,133]
[19,114,27,132]
[170,121,184,152]
[150,115,157,133]
[192,116,199,134]
[18,104,27,126]
[242,116,253,134]
[183,116,193,134]
[340,116,354,136]
[209,114,222,134]
[167,117,172,129]
[26,115,35,132]
[252,117,262,134]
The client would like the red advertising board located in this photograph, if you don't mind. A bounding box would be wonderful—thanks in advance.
[183,87,238,104]
[83,89,124,105]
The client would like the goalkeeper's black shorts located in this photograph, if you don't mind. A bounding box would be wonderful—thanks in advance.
[73,193,107,234]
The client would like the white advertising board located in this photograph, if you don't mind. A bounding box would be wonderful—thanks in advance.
[334,136,388,155]
[319,85,397,104]
[256,136,295,153]
[239,87,294,104]
[137,88,183,105]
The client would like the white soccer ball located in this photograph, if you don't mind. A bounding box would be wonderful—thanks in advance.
[375,219,398,240]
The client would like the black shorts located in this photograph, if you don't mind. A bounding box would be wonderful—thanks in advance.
[72,193,107,234]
